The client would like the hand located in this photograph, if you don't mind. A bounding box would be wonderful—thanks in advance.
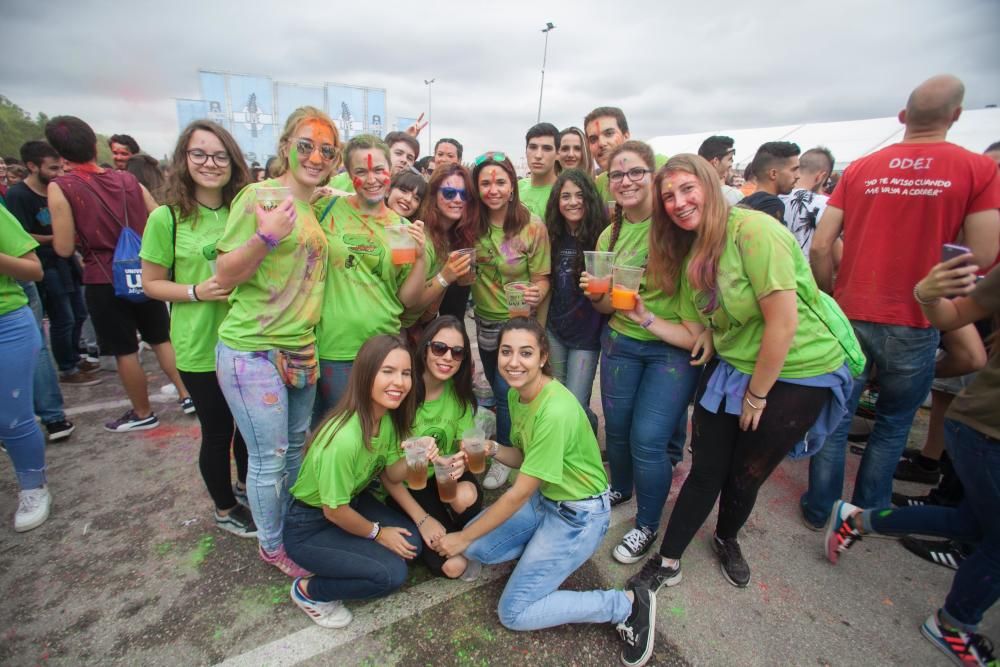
[310,186,334,204]
[448,453,466,479]
[623,293,650,324]
[405,220,427,254]
[442,250,473,284]
[690,329,714,366]
[194,277,233,302]
[437,531,471,559]
[579,271,603,302]
[405,113,429,138]
[522,282,542,307]
[375,526,419,559]
[422,441,441,462]
[418,516,446,550]
[916,254,978,301]
[256,196,297,241]
[739,392,766,432]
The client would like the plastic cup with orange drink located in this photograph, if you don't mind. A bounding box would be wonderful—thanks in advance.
[386,224,418,265]
[584,251,614,295]
[611,265,644,310]
[504,282,532,318]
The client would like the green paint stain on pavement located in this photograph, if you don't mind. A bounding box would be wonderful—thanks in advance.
[669,606,686,618]
[153,541,174,556]
[188,534,215,568]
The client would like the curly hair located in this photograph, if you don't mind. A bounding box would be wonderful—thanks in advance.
[544,168,609,277]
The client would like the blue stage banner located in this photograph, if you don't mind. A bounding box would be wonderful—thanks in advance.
[396,117,418,133]
[275,83,325,127]
[326,83,366,140]
[176,99,210,131]
[228,74,277,165]
[198,71,230,129]
[367,88,386,138]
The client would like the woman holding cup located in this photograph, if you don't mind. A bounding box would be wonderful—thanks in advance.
[214,106,337,576]
[140,120,255,537]
[580,141,706,566]
[470,152,551,490]
[381,316,484,578]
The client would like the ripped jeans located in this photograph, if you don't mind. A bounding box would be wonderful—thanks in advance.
[216,343,316,552]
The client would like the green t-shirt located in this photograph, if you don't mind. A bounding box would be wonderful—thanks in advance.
[398,242,440,329]
[328,171,356,194]
[472,216,551,322]
[595,153,669,202]
[291,413,402,508]
[0,207,37,316]
[517,179,554,220]
[314,197,421,360]
[140,204,230,372]
[681,208,846,378]
[596,215,692,341]
[216,180,328,351]
[410,380,475,479]
[508,380,608,501]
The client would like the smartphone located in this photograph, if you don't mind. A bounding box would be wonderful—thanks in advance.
[941,243,971,264]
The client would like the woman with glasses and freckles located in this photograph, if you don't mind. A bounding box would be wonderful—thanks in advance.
[140,120,256,538]
[214,106,338,577]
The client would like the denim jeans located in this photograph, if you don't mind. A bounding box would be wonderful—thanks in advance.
[479,347,512,445]
[859,419,1000,632]
[312,359,353,429]
[0,306,46,490]
[600,327,701,532]
[39,267,87,373]
[465,490,631,630]
[802,321,938,525]
[216,343,316,552]
[284,493,421,602]
[21,281,66,424]
[547,329,600,433]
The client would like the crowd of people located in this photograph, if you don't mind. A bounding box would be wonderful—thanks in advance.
[1,73,998,666]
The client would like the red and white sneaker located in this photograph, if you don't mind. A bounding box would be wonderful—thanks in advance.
[290,578,353,629]
[921,611,998,666]
[259,544,311,578]
[824,500,862,564]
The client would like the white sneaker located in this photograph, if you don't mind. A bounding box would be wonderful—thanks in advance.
[482,460,511,490]
[290,578,353,628]
[15,486,51,532]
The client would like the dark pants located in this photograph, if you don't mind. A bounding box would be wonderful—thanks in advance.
[284,493,422,602]
[660,369,829,558]
[479,347,511,445]
[40,266,87,373]
[179,370,248,510]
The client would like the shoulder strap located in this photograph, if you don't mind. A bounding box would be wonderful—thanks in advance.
[319,196,340,226]
[68,172,129,231]
[169,206,178,278]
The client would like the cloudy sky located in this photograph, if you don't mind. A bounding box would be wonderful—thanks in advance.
[4,0,998,163]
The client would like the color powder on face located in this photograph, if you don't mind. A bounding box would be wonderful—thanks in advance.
[353,176,364,190]
[305,119,335,146]
[367,152,373,170]
[290,144,300,171]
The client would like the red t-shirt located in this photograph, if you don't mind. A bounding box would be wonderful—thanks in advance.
[830,141,1000,328]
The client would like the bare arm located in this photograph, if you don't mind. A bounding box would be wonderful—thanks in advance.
[141,260,232,303]
[960,208,1000,267]
[740,290,798,431]
[935,325,987,378]
[140,184,158,213]
[0,250,43,282]
[623,294,705,350]
[48,183,77,258]
[810,205,844,293]
[323,496,418,560]
[437,472,541,558]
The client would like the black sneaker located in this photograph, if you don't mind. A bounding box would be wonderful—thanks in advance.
[214,505,258,538]
[45,419,76,442]
[617,584,656,667]
[922,610,998,666]
[892,492,936,507]
[104,410,159,433]
[608,490,632,507]
[626,556,682,593]
[893,459,941,484]
[614,527,657,564]
[712,535,751,587]
[901,536,970,571]
[233,484,249,508]
[180,397,197,415]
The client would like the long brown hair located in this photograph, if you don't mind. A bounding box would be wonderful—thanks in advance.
[649,153,730,297]
[164,120,251,220]
[604,140,655,253]
[308,335,416,454]
[419,163,479,256]
[472,153,531,240]
[414,316,476,413]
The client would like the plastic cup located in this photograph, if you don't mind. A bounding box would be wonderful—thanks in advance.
[611,265,643,310]
[584,251,614,295]
[461,426,487,474]
[386,224,417,265]
[256,186,291,211]
[433,457,458,502]
[504,282,531,318]
[403,436,432,490]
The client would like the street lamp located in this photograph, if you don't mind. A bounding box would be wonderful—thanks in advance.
[424,78,435,155]
[537,22,556,123]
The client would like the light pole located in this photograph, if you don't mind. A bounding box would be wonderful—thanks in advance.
[424,78,435,156]
[537,22,556,123]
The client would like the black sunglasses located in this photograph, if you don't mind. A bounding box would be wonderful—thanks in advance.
[427,340,465,360]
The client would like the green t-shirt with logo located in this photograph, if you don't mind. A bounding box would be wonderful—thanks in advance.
[0,207,37,315]
[472,215,551,322]
[508,380,608,501]
[517,179,554,220]
[140,204,230,372]
[681,208,846,378]
[291,412,402,508]
[410,380,475,479]
[398,242,440,329]
[596,215,692,341]
[595,153,669,202]
[328,171,356,194]
[314,197,422,360]
[216,180,328,351]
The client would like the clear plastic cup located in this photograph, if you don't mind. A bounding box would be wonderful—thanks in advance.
[256,186,291,211]
[611,265,644,310]
[504,281,531,318]
[433,457,458,502]
[403,436,433,490]
[386,224,417,265]
[584,251,614,295]
[453,247,476,285]
[461,426,487,474]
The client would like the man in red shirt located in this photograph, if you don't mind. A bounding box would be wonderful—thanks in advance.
[800,75,1000,529]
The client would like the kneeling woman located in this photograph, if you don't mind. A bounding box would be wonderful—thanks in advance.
[383,316,483,578]
[437,318,658,667]
[284,335,425,628]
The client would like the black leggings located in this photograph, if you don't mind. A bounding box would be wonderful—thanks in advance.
[179,370,248,511]
[387,470,483,576]
[659,364,829,559]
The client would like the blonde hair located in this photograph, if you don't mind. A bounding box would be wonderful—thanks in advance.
[273,106,341,176]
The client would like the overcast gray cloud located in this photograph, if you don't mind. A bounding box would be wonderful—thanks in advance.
[2,0,997,162]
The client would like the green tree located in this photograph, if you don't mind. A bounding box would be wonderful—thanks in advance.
[0,96,114,164]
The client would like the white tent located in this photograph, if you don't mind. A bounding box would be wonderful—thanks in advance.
[648,108,999,170]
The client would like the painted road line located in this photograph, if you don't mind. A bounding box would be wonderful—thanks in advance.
[216,502,637,667]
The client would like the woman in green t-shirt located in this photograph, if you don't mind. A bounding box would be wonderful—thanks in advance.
[624,154,854,593]
[214,106,339,577]
[381,315,482,578]
[140,120,255,538]
[283,334,426,628]
[436,318,658,667]
[469,152,551,491]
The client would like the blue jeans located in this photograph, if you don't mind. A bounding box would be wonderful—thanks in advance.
[479,347,512,445]
[802,321,938,525]
[600,327,701,532]
[284,493,421,602]
[312,359,353,429]
[21,281,66,424]
[547,329,599,433]
[465,490,631,630]
[0,306,46,490]
[216,343,316,552]
[860,419,1000,632]
[39,267,87,373]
